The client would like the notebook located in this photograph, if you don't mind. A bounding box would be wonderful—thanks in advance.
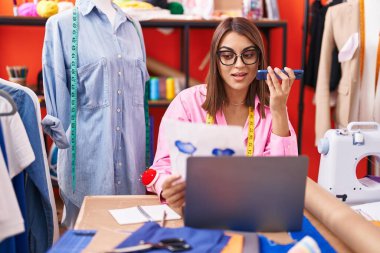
[109,204,181,225]
[184,156,309,232]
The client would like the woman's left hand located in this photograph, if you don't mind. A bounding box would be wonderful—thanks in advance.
[265,66,295,114]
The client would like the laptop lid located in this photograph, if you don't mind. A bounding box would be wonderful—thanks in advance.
[184,156,309,232]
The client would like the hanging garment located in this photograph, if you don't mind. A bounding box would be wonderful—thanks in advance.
[305,0,343,91]
[0,78,59,243]
[0,95,34,253]
[42,0,149,214]
[315,0,360,144]
[0,82,56,253]
[0,97,27,243]
[352,0,380,122]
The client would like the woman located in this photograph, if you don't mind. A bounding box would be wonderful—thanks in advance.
[145,17,298,208]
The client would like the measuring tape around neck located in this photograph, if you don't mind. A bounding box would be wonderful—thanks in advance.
[206,106,255,156]
[70,7,79,192]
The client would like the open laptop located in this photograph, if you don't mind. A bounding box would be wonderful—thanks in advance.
[184,156,308,232]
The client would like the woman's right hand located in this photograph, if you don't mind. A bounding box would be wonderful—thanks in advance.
[161,175,186,208]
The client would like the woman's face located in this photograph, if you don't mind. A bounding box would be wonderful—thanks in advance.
[217,31,259,93]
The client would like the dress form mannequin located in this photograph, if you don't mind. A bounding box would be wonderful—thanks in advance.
[91,0,116,27]
[43,0,149,228]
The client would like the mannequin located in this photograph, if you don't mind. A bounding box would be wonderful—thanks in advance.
[42,0,149,228]
[91,0,116,27]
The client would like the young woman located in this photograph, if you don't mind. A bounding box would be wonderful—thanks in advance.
[145,17,298,208]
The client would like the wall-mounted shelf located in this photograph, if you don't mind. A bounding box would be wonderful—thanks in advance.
[0,16,287,90]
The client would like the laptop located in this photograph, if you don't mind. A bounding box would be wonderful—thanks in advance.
[184,156,308,232]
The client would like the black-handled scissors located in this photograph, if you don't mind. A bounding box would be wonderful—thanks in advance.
[108,238,191,253]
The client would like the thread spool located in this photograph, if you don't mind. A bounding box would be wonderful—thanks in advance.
[149,77,160,100]
[166,77,175,100]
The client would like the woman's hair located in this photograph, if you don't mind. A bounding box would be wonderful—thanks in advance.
[202,17,269,117]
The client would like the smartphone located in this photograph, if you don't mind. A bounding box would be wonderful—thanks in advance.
[256,69,304,80]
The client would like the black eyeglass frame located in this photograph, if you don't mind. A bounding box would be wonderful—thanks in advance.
[216,47,260,66]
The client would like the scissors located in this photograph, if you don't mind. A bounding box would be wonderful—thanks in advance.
[108,238,191,253]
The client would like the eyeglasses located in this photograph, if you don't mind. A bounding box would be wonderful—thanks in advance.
[217,48,259,66]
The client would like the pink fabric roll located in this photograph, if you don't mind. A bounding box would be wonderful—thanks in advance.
[18,3,38,17]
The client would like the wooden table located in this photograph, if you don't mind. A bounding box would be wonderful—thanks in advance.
[75,195,352,252]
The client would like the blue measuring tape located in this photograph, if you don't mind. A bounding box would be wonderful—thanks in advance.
[70,7,79,192]
[69,10,150,192]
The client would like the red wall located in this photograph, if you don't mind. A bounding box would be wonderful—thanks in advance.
[0,1,322,181]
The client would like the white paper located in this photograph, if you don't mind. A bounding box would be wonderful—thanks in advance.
[338,33,359,63]
[351,201,380,221]
[164,119,245,178]
[109,204,181,225]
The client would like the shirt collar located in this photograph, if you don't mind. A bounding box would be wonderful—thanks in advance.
[76,0,131,23]
[76,0,96,16]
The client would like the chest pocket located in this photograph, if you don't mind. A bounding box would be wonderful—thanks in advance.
[76,57,110,110]
[125,59,149,107]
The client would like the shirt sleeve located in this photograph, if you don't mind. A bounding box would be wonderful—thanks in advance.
[263,118,298,156]
[41,18,71,149]
[147,92,191,196]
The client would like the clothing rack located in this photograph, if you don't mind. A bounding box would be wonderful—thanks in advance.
[297,0,310,154]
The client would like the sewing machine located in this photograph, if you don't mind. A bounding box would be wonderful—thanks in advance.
[318,122,380,205]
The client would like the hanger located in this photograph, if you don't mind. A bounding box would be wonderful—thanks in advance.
[0,90,17,116]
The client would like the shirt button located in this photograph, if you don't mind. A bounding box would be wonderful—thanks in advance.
[117,181,121,185]
[119,146,122,150]
[117,90,121,95]
[116,127,120,131]
[117,108,121,113]
[118,71,122,76]
[118,162,122,166]
[118,54,122,58]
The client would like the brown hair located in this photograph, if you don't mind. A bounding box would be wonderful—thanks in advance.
[202,17,269,118]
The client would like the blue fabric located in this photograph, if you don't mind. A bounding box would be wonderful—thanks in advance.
[11,174,29,253]
[259,216,336,252]
[117,222,230,253]
[0,123,8,166]
[47,230,96,253]
[0,84,53,253]
[41,0,149,211]
[0,124,16,253]
[0,124,28,253]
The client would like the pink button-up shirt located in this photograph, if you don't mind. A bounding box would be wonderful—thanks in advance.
[148,84,298,195]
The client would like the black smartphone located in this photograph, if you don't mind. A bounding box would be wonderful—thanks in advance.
[256,69,304,80]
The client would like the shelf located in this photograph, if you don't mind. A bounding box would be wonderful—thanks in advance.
[0,16,287,29]
[36,95,170,108]
[148,99,172,107]
[1,16,287,107]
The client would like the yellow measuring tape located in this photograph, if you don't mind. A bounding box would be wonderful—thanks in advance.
[206,107,254,156]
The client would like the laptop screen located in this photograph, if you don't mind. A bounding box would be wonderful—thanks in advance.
[184,156,308,232]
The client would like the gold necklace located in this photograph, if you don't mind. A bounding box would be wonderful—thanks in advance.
[229,101,245,106]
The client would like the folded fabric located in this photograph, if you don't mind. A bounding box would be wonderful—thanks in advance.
[116,222,230,253]
[47,230,96,253]
[259,216,335,252]
[41,115,70,149]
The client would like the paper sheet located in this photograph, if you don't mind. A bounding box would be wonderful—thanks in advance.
[164,119,245,178]
[109,204,181,225]
[351,201,380,221]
